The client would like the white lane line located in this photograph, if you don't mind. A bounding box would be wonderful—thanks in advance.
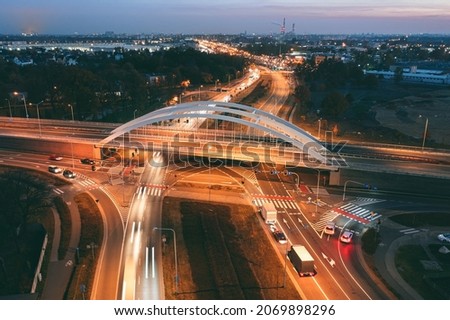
[145,247,149,279]
[152,246,155,278]
[130,221,136,243]
[122,282,126,300]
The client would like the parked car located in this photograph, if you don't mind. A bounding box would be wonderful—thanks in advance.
[340,230,354,244]
[437,233,450,243]
[273,230,287,244]
[324,222,336,236]
[80,158,95,165]
[63,169,76,179]
[49,154,63,161]
[48,165,62,174]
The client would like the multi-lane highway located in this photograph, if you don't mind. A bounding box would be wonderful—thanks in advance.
[251,164,388,300]
[121,151,166,300]
[1,60,449,301]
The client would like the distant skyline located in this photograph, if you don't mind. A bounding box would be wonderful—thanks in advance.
[1,0,450,35]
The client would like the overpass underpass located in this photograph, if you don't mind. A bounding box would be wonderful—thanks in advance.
[98,102,346,171]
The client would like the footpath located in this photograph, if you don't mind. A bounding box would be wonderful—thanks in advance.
[41,188,81,299]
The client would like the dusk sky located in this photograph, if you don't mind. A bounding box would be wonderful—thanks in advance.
[1,0,450,35]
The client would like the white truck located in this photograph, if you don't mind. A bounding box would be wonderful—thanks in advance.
[260,202,277,224]
[288,245,316,277]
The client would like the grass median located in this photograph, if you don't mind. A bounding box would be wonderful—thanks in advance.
[161,197,301,300]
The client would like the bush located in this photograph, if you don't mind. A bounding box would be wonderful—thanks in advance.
[361,227,380,255]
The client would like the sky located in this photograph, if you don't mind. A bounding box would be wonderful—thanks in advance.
[1,0,450,35]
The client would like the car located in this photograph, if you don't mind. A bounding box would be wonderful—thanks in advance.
[80,158,95,165]
[340,230,354,243]
[269,224,277,233]
[324,222,336,236]
[273,230,287,244]
[48,165,62,174]
[49,154,63,161]
[437,233,450,243]
[63,169,76,179]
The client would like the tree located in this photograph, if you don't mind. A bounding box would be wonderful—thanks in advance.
[294,84,311,107]
[0,170,54,248]
[320,91,349,119]
[394,66,403,83]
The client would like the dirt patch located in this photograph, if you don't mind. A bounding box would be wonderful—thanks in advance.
[161,197,301,300]
[372,89,450,146]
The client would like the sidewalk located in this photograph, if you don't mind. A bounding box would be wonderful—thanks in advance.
[41,190,81,300]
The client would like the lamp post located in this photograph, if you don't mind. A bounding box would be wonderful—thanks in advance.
[86,242,98,260]
[198,85,203,101]
[13,92,28,118]
[5,99,12,120]
[342,180,365,201]
[419,115,428,151]
[68,104,75,169]
[179,92,184,104]
[134,109,138,120]
[153,227,178,294]
[68,104,74,122]
[215,79,219,91]
[287,171,300,192]
[35,100,44,137]
[317,118,322,140]
[315,169,321,217]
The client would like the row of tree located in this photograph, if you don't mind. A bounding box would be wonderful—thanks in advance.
[293,59,378,119]
[0,47,246,122]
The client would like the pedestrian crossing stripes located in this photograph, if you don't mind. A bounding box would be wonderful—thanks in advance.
[252,194,293,200]
[351,197,385,206]
[77,178,98,190]
[252,197,299,212]
[312,211,340,233]
[53,188,64,195]
[135,185,165,198]
[332,203,381,224]
[399,228,424,235]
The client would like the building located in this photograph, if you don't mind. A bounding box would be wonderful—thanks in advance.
[364,65,450,85]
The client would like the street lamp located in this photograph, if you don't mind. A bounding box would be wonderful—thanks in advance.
[68,104,74,122]
[86,242,98,260]
[152,227,178,294]
[317,118,322,140]
[342,180,365,201]
[68,104,75,168]
[13,92,28,118]
[5,99,12,120]
[179,92,184,104]
[315,169,321,217]
[134,109,138,119]
[215,79,219,91]
[419,115,429,151]
[198,85,203,101]
[35,100,44,137]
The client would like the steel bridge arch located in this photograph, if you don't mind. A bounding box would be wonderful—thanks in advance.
[99,101,330,165]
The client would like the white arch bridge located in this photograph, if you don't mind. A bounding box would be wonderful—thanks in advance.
[99,102,346,169]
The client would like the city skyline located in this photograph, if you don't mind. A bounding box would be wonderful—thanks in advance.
[1,0,450,35]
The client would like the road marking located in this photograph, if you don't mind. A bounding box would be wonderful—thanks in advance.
[145,247,149,279]
[53,188,64,195]
[130,221,135,243]
[122,282,126,300]
[152,246,155,278]
[399,228,424,235]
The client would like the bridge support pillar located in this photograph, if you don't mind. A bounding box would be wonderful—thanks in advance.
[329,169,340,186]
